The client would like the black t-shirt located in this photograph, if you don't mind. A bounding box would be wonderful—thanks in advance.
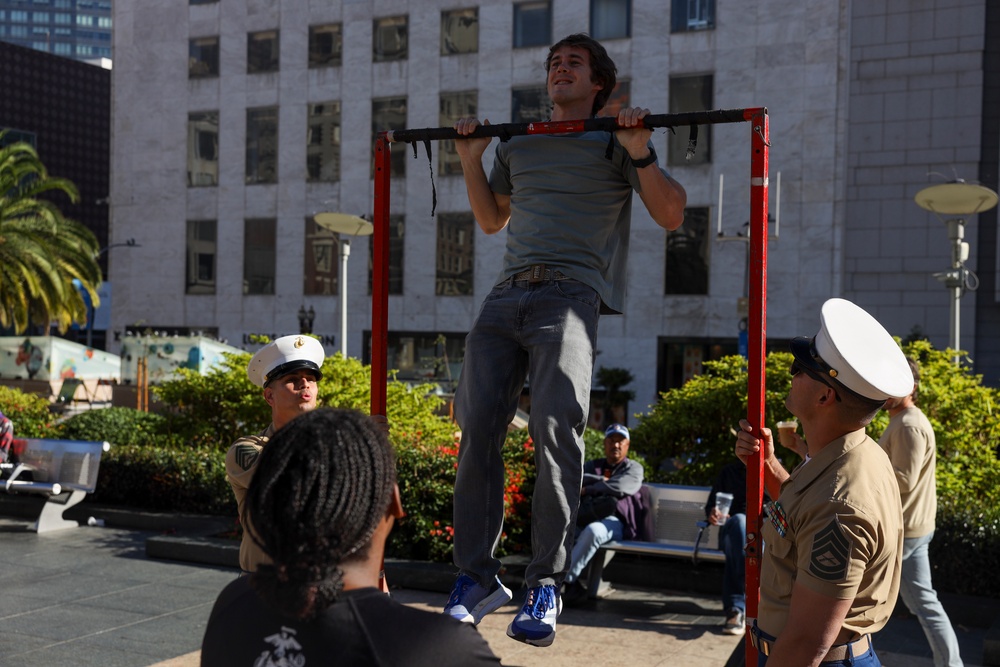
[201,578,501,666]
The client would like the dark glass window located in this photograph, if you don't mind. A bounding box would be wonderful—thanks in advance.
[246,107,278,184]
[247,30,279,74]
[671,0,716,32]
[368,215,404,296]
[307,101,341,182]
[244,219,276,295]
[187,111,218,187]
[436,213,475,296]
[438,91,477,175]
[304,216,338,296]
[309,23,342,68]
[188,36,219,78]
[511,86,550,123]
[373,15,407,62]
[664,207,710,295]
[513,1,551,48]
[591,0,630,40]
[441,8,478,55]
[186,220,216,294]
[372,97,407,176]
[668,74,713,165]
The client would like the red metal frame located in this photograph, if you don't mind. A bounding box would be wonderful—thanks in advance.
[373,109,769,664]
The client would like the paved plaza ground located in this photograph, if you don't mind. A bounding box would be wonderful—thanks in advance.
[0,510,994,666]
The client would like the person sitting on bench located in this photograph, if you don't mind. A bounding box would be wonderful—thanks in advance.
[561,423,644,604]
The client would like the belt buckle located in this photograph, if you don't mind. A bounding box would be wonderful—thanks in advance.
[529,264,546,284]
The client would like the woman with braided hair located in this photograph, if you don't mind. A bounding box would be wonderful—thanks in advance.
[201,408,500,666]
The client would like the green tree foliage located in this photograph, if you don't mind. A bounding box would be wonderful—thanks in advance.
[152,350,455,451]
[0,136,102,333]
[0,385,59,438]
[631,351,802,484]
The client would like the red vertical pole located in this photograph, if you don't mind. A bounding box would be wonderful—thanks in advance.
[744,109,769,666]
[371,136,391,417]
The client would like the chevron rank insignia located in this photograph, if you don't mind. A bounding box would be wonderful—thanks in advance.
[234,444,261,471]
[809,519,851,581]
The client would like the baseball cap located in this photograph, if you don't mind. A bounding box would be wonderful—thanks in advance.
[605,423,629,439]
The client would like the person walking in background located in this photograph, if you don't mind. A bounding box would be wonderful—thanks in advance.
[444,32,686,648]
[705,460,747,635]
[202,409,501,666]
[879,357,964,667]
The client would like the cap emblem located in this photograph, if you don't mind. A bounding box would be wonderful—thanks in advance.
[294,337,305,349]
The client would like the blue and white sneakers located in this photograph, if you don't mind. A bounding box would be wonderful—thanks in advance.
[444,574,513,624]
[506,584,562,647]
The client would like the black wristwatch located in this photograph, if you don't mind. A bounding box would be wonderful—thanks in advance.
[632,146,657,169]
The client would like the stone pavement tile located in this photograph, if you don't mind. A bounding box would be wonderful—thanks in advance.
[393,586,743,667]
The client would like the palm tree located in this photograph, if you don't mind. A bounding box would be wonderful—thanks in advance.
[0,134,102,334]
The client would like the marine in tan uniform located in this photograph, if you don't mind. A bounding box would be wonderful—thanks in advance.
[226,335,325,573]
[735,298,914,667]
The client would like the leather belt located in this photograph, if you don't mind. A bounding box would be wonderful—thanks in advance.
[511,264,569,283]
[750,628,871,662]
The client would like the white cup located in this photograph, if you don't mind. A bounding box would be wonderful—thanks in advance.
[715,492,734,525]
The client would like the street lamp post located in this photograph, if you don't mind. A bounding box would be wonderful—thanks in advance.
[297,305,316,334]
[914,181,998,362]
[313,213,374,357]
[87,238,140,348]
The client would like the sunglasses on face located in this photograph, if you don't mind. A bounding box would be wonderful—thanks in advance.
[790,360,842,402]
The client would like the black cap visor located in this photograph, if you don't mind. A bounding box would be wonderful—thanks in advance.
[263,360,323,387]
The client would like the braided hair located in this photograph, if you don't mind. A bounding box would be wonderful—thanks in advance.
[244,408,396,620]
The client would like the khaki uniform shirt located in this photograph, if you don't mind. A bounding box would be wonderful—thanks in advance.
[759,429,903,641]
[225,424,275,572]
[878,407,937,539]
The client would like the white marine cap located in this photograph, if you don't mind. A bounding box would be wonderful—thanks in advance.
[789,298,913,402]
[247,335,325,388]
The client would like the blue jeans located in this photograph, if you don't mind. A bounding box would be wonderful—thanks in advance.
[755,625,882,666]
[899,532,963,667]
[452,278,600,588]
[565,515,622,583]
[720,512,746,614]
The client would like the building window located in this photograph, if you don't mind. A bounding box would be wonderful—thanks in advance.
[436,213,475,296]
[10,11,27,22]
[366,331,466,392]
[373,15,407,62]
[438,91,477,175]
[187,111,219,187]
[511,86,550,123]
[657,337,736,392]
[189,36,219,78]
[190,0,218,4]
[513,1,551,48]
[668,74,712,165]
[441,8,478,55]
[246,106,278,184]
[244,219,276,295]
[32,11,49,21]
[186,220,217,294]
[53,42,71,55]
[247,30,279,74]
[664,206,709,295]
[372,97,407,177]
[601,80,630,116]
[672,0,715,32]
[591,0,630,39]
[309,23,342,68]
[368,215,404,296]
[54,13,70,23]
[304,216,338,296]
[307,101,341,183]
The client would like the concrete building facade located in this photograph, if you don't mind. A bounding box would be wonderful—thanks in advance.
[108,0,998,418]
